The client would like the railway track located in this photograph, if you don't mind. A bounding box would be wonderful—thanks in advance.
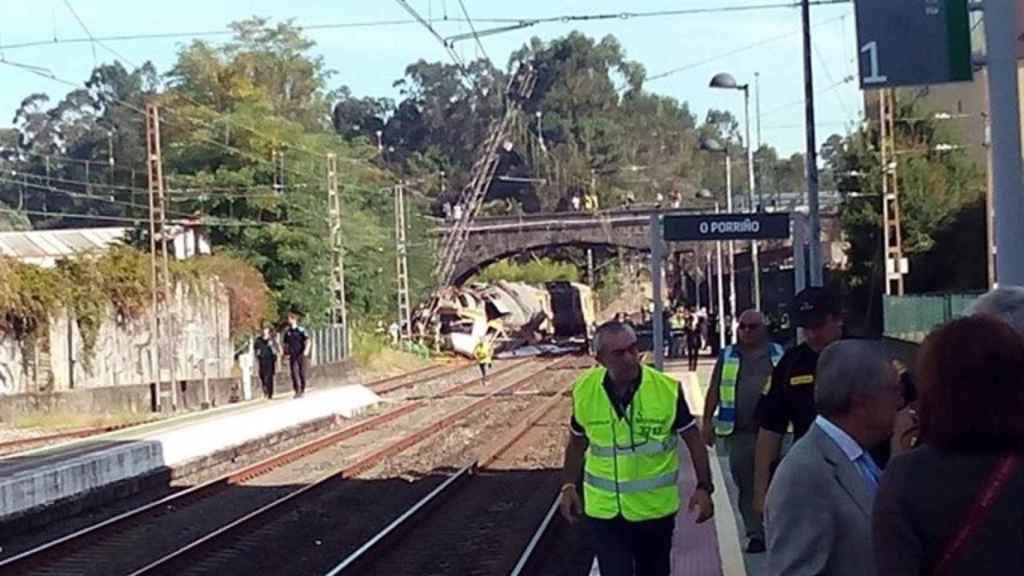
[507,490,595,576]
[320,377,580,576]
[0,356,566,576]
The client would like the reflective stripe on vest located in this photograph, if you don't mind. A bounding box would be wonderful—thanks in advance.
[715,343,784,436]
[573,365,681,521]
[584,470,680,493]
[588,435,678,457]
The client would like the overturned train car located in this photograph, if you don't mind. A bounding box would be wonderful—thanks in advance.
[427,280,596,358]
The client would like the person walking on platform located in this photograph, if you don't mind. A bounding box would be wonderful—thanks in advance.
[702,309,784,554]
[283,311,311,398]
[686,314,703,372]
[752,287,844,517]
[764,340,904,576]
[474,336,493,385]
[254,326,279,399]
[669,308,688,359]
[559,321,714,576]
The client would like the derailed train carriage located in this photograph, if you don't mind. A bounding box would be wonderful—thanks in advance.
[424,280,596,358]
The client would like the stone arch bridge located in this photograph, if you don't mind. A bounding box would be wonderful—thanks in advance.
[435,208,843,286]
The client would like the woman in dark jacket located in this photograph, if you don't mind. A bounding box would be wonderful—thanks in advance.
[873,315,1024,576]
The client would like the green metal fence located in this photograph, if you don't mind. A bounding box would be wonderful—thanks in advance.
[883,293,981,342]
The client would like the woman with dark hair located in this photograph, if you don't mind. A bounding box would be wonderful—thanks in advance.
[873,315,1024,576]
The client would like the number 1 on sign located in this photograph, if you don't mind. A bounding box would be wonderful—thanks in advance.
[861,41,888,84]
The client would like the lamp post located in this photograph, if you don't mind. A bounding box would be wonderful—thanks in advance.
[700,189,727,350]
[710,72,762,311]
[699,139,737,345]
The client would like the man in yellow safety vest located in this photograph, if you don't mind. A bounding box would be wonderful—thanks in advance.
[474,337,493,385]
[701,308,783,554]
[560,321,714,576]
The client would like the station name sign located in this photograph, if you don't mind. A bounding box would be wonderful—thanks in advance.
[663,213,790,242]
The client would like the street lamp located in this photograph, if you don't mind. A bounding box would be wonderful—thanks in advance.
[699,188,727,351]
[710,71,763,311]
[700,137,737,345]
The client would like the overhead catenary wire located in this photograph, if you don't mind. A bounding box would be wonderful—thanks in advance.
[0,1,854,52]
[62,0,137,69]
[393,0,473,78]
[640,13,847,86]
[455,0,490,63]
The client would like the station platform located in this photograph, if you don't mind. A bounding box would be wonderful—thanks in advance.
[0,382,381,523]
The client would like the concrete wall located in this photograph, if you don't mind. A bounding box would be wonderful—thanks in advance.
[0,281,233,395]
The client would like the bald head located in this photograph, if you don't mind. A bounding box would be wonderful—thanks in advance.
[737,309,766,347]
[815,340,897,417]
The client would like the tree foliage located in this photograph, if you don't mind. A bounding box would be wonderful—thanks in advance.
[826,96,986,330]
[472,257,580,285]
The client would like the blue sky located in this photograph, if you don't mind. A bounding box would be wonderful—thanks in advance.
[0,0,864,155]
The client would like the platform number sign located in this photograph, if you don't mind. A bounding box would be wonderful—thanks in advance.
[854,0,973,89]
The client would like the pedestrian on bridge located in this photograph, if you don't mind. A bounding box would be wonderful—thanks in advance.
[560,320,714,576]
[702,309,784,554]
[254,326,279,400]
[283,311,311,398]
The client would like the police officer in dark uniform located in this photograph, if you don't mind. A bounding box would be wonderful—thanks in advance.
[750,287,844,516]
[282,311,311,398]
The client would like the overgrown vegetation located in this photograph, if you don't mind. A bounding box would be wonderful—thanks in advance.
[0,246,268,369]
[472,258,580,285]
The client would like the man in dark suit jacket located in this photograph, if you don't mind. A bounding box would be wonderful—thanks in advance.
[764,340,904,576]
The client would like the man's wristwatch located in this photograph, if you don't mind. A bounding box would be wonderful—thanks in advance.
[696,481,715,495]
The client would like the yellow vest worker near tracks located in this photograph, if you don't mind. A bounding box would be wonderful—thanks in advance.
[474,337,493,385]
[560,321,714,576]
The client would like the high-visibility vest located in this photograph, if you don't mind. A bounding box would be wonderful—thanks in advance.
[715,343,784,436]
[474,340,492,363]
[573,365,680,521]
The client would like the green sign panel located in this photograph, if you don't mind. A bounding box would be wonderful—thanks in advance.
[854,0,973,88]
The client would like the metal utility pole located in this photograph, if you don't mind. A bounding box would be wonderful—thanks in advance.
[272,148,286,194]
[984,112,996,288]
[715,202,727,351]
[587,248,595,288]
[725,155,737,345]
[755,72,762,153]
[326,153,350,354]
[395,183,412,341]
[802,0,823,287]
[650,213,665,370]
[145,102,176,411]
[983,0,1024,286]
[743,85,762,310]
[879,89,906,295]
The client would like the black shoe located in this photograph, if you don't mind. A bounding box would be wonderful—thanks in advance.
[745,538,766,554]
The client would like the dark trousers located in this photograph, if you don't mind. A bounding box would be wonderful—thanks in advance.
[589,514,675,576]
[258,358,276,399]
[289,355,307,394]
[687,343,699,371]
[478,362,489,381]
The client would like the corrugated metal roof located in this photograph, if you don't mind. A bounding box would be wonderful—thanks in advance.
[0,227,127,267]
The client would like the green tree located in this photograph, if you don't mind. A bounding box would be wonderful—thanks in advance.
[827,98,986,332]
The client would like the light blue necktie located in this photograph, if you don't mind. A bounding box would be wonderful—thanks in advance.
[857,453,882,492]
